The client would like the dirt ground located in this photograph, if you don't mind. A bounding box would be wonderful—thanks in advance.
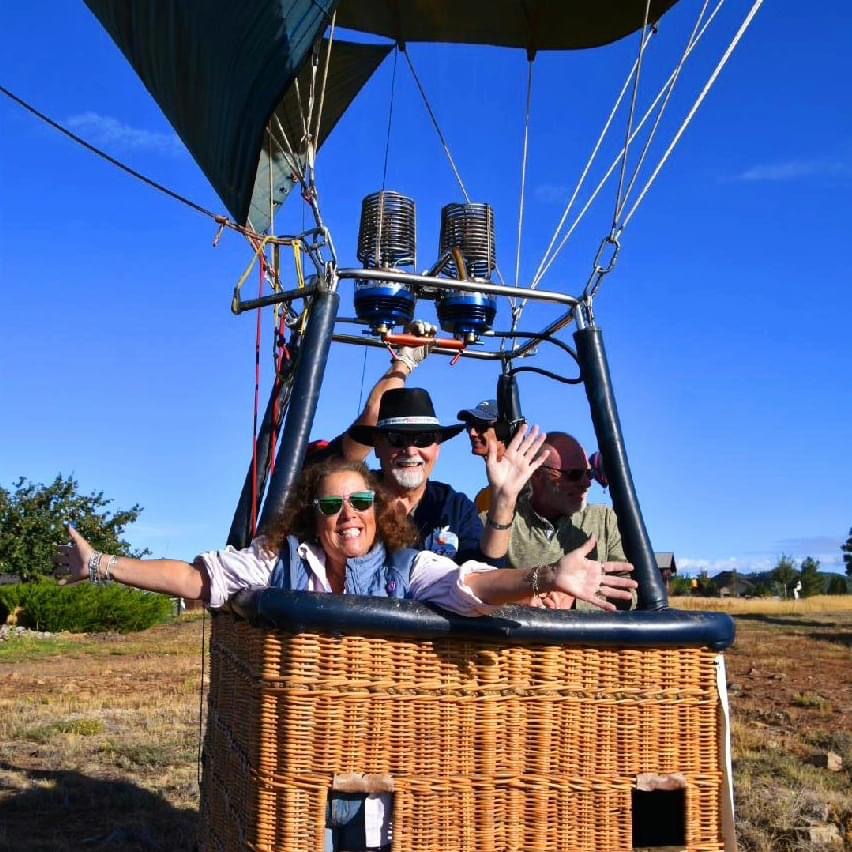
[725,613,852,733]
[722,612,852,851]
[1,610,850,850]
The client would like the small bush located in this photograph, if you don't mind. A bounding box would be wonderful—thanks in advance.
[0,580,173,633]
[22,718,106,743]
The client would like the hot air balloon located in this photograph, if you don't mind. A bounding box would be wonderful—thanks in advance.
[49,1,757,848]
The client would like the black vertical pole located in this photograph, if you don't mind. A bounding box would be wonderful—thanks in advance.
[574,325,668,610]
[226,353,298,549]
[258,288,340,532]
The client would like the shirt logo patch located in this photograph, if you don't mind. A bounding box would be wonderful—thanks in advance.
[425,526,459,558]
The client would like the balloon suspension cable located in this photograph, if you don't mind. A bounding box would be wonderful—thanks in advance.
[402,47,471,203]
[267,116,306,185]
[250,240,268,537]
[0,83,291,244]
[511,57,535,312]
[312,12,336,151]
[617,0,713,218]
[402,47,506,285]
[621,0,766,230]
[381,46,400,192]
[611,0,655,231]
[528,26,657,294]
[530,0,727,293]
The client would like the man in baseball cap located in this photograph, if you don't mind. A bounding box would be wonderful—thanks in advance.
[456,399,501,460]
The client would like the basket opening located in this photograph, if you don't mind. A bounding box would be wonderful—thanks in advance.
[631,787,686,849]
[327,791,394,851]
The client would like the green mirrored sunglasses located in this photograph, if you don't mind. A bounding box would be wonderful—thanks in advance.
[313,490,376,516]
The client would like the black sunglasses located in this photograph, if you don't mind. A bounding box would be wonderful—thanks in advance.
[540,465,592,483]
[383,430,439,448]
[466,419,494,433]
[313,491,376,516]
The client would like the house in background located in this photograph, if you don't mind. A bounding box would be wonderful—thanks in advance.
[655,552,678,592]
[714,571,755,597]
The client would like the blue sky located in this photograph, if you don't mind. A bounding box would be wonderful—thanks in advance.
[1,2,850,575]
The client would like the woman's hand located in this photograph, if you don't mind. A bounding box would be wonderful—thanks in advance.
[53,524,95,584]
[550,536,637,612]
[486,424,547,502]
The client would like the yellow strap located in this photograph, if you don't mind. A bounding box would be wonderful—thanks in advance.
[234,235,274,295]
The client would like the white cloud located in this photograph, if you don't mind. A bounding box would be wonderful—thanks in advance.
[66,111,182,156]
[733,158,852,182]
[678,549,844,576]
[678,555,774,574]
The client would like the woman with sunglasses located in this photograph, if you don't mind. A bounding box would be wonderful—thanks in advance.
[56,458,636,616]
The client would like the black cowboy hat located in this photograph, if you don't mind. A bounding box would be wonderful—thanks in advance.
[348,387,466,447]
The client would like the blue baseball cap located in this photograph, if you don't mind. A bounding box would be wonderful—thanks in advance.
[457,399,499,424]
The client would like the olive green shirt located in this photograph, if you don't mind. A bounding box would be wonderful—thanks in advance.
[482,490,630,611]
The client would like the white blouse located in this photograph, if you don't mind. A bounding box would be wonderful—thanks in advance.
[197,537,500,615]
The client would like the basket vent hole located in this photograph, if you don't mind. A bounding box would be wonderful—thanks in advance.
[631,787,686,849]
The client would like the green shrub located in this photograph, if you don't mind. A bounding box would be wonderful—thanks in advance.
[0,580,174,633]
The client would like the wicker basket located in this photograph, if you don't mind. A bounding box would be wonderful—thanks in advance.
[199,596,734,852]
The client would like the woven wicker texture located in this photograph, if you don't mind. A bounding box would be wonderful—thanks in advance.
[200,615,728,851]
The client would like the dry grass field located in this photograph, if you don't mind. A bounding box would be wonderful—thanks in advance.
[1,600,850,851]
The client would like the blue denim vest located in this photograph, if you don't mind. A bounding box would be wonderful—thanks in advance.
[269,535,417,598]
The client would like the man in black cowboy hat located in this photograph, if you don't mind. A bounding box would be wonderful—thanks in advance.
[346,386,544,565]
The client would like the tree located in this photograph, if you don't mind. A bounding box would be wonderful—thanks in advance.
[772,554,799,598]
[0,475,148,581]
[827,575,848,595]
[799,556,823,598]
[670,574,693,596]
[843,527,852,578]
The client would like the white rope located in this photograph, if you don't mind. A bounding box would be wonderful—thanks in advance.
[529,28,655,292]
[530,0,725,289]
[622,0,766,228]
[292,78,309,143]
[617,0,712,218]
[268,127,274,235]
[402,48,507,285]
[312,12,336,149]
[304,43,320,148]
[403,48,472,204]
[513,59,535,300]
[268,119,305,184]
[612,0,654,227]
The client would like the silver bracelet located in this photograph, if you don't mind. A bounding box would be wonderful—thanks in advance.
[88,551,103,584]
[529,565,542,597]
[105,555,118,582]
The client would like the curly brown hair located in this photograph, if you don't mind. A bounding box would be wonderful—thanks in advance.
[261,458,418,554]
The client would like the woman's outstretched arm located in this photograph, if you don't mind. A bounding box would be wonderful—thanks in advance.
[464,536,636,612]
[56,525,209,602]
